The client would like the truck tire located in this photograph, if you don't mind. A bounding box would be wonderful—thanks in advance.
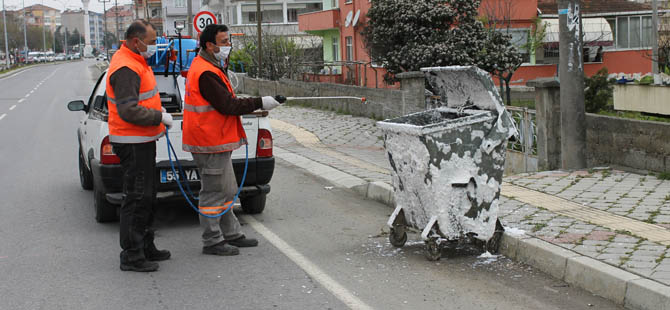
[94,185,118,223]
[241,192,266,214]
[79,151,93,190]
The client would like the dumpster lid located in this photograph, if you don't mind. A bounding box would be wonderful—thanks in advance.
[420,66,517,153]
[421,66,504,114]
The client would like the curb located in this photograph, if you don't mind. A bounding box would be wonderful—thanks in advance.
[0,61,65,80]
[274,146,670,310]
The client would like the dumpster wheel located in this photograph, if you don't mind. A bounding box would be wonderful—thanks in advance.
[389,228,407,248]
[485,219,505,254]
[424,238,441,261]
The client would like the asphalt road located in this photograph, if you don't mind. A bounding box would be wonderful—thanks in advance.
[0,60,623,310]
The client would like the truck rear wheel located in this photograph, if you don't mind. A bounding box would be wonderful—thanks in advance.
[241,193,266,214]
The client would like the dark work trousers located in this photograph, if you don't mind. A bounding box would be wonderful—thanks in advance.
[112,141,157,264]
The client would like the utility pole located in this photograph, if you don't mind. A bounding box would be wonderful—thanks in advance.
[100,0,109,60]
[187,0,192,37]
[652,0,659,74]
[2,0,10,68]
[23,0,28,63]
[558,0,586,169]
[114,0,119,42]
[256,0,261,78]
[65,27,68,55]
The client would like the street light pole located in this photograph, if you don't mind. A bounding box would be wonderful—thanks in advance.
[23,0,28,63]
[42,0,47,58]
[2,0,10,68]
[256,0,261,78]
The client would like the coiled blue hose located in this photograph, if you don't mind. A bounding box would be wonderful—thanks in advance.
[164,129,248,218]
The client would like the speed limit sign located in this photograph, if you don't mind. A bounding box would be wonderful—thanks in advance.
[194,11,217,33]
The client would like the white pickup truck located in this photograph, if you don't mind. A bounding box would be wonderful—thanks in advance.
[68,71,275,222]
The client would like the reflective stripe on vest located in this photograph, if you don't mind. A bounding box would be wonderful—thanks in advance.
[106,44,165,144]
[110,132,165,144]
[108,86,159,105]
[182,56,247,153]
[183,102,215,113]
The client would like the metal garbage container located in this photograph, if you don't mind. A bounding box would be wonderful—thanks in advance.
[377,66,517,261]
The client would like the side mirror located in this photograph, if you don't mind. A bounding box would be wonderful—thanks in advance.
[67,100,87,112]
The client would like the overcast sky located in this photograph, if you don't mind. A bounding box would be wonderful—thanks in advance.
[3,0,134,15]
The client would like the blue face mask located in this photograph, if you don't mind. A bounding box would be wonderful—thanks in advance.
[139,40,157,59]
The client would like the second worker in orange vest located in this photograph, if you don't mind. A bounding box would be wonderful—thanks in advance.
[182,24,280,256]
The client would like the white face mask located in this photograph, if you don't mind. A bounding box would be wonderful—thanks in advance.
[215,46,232,61]
[139,40,156,59]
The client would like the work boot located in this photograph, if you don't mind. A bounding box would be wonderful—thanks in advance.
[227,236,258,248]
[144,230,171,261]
[120,260,159,272]
[202,241,240,256]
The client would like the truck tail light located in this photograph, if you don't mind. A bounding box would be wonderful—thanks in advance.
[100,136,121,165]
[257,129,273,158]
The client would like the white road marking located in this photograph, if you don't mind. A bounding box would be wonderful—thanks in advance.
[9,105,16,110]
[3,67,33,79]
[18,98,25,103]
[0,114,6,120]
[24,94,30,98]
[242,215,374,310]
[29,90,34,94]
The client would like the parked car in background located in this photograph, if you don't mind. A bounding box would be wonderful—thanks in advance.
[55,54,66,61]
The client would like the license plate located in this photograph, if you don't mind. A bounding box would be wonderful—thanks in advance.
[160,169,200,183]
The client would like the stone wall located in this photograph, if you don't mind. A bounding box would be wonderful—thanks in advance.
[586,114,670,172]
[239,72,426,120]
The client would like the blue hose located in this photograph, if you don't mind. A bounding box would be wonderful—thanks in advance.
[165,129,248,218]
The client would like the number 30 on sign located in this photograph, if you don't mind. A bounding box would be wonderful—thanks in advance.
[194,11,217,33]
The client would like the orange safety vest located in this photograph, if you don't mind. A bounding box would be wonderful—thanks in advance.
[182,56,247,153]
[106,44,165,144]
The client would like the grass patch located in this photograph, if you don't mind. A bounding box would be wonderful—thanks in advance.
[619,256,631,266]
[615,229,633,236]
[664,195,670,201]
[658,172,670,180]
[531,222,547,232]
[508,100,536,109]
[597,110,670,123]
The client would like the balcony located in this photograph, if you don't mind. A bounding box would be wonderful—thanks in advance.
[298,9,339,33]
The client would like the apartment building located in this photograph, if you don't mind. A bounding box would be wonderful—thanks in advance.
[61,9,105,50]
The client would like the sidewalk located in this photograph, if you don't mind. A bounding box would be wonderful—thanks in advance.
[268,104,670,309]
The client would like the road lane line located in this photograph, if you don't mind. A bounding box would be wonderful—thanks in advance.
[9,105,16,110]
[18,98,25,103]
[24,94,30,98]
[29,90,34,94]
[0,114,6,120]
[242,215,374,310]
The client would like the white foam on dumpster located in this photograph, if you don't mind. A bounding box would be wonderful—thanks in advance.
[378,66,517,244]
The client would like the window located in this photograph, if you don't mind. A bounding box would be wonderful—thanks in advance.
[242,4,282,24]
[287,3,323,23]
[332,37,339,61]
[611,16,653,49]
[345,36,352,61]
[332,0,338,8]
[175,0,186,8]
[231,7,238,24]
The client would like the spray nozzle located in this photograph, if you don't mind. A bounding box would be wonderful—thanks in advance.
[275,95,286,104]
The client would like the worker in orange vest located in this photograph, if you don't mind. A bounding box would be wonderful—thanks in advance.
[107,20,173,272]
[182,24,280,256]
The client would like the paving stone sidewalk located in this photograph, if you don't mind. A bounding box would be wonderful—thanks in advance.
[269,104,670,286]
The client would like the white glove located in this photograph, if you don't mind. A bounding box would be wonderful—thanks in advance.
[261,96,280,111]
[161,112,173,129]
[161,106,166,113]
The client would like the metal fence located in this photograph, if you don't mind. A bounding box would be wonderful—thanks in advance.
[506,106,537,157]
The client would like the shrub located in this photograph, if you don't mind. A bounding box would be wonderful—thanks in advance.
[584,68,613,113]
